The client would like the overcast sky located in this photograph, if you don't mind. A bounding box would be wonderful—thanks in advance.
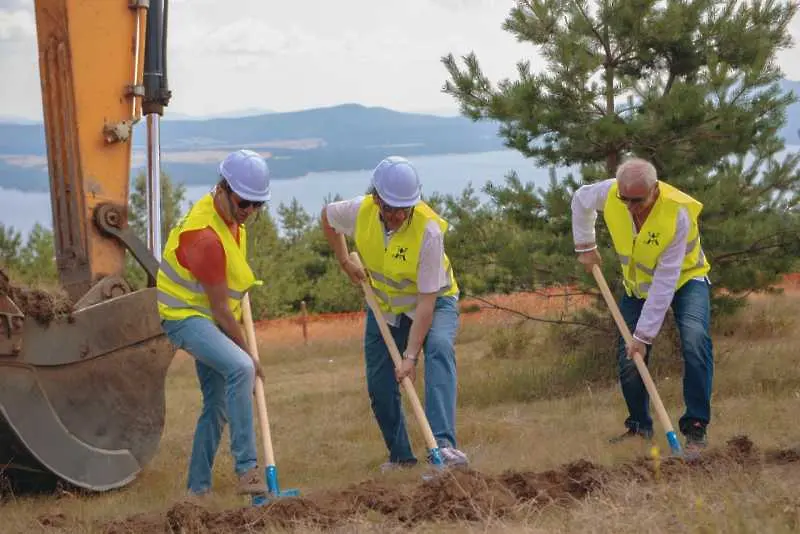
[1,0,799,121]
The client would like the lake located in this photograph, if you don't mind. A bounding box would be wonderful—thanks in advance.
[2,145,796,239]
[0,150,569,237]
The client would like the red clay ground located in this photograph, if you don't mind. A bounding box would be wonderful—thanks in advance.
[254,274,800,347]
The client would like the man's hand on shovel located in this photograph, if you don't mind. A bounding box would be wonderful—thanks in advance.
[340,257,367,284]
[576,245,602,273]
[626,339,648,361]
[396,353,418,384]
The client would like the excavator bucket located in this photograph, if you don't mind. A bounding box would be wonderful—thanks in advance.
[0,272,176,492]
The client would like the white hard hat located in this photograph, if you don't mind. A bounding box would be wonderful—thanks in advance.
[371,156,421,208]
[219,149,271,202]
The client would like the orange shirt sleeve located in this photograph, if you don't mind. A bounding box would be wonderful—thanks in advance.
[175,227,226,286]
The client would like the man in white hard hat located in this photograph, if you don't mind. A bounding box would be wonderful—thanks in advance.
[321,155,468,471]
[571,157,713,457]
[157,149,270,497]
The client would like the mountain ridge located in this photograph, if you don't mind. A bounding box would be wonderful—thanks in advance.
[1,79,799,193]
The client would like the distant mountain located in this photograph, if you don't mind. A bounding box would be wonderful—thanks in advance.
[162,108,274,121]
[0,115,40,125]
[0,103,507,192]
[2,80,799,193]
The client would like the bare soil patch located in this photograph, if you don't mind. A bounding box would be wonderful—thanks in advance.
[95,436,797,533]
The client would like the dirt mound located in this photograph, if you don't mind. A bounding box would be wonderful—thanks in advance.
[499,458,605,503]
[0,267,73,325]
[94,436,800,533]
[409,468,518,522]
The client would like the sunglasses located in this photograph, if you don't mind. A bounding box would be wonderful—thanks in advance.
[235,198,265,210]
[616,193,648,204]
[617,184,657,204]
[376,197,411,215]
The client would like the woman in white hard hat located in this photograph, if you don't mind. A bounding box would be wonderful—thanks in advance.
[156,149,270,498]
[321,155,468,471]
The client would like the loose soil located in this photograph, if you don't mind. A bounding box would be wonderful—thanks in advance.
[0,267,73,325]
[95,436,797,533]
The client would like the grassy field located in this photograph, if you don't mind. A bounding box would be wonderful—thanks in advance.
[2,283,800,533]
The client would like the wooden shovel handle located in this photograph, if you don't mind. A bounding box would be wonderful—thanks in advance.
[241,293,275,466]
[590,264,676,435]
[349,252,440,453]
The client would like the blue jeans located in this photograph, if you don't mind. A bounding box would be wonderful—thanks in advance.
[162,316,258,494]
[617,279,714,436]
[364,296,460,463]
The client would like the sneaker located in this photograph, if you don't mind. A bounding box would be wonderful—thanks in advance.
[683,422,708,460]
[609,427,654,444]
[379,459,418,473]
[438,447,469,467]
[237,467,267,495]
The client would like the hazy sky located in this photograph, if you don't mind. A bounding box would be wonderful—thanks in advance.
[1,0,799,121]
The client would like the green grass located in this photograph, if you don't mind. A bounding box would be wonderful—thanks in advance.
[2,292,800,533]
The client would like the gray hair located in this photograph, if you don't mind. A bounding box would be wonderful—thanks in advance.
[616,158,658,188]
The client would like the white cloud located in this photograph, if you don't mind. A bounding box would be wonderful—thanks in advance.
[202,20,289,56]
[0,8,34,40]
[0,0,797,121]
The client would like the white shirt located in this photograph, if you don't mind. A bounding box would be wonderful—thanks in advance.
[326,196,456,324]
[571,179,704,344]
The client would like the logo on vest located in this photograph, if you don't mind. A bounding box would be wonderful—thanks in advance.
[392,246,408,262]
[645,232,660,246]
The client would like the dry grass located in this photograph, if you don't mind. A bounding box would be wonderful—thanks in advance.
[2,288,800,533]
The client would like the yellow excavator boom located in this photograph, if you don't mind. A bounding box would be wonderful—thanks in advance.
[35,0,145,298]
[0,0,175,493]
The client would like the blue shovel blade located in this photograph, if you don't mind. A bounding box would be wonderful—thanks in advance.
[251,465,300,505]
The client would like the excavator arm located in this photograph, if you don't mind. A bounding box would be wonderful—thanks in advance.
[0,0,176,493]
[35,0,168,298]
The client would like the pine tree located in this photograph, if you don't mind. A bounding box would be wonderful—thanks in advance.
[0,224,23,271]
[441,0,800,311]
[126,171,187,288]
[277,198,313,244]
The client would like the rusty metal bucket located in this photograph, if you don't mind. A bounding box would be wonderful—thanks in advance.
[0,286,175,493]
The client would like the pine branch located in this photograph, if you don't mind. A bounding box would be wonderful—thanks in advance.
[574,0,606,53]
[712,232,798,262]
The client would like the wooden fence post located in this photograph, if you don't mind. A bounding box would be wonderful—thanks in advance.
[300,301,309,345]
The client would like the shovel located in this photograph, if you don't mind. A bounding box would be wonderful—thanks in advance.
[590,264,683,457]
[241,293,301,504]
[349,252,445,470]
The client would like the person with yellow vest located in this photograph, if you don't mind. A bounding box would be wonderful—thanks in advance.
[321,156,468,471]
[157,149,270,497]
[571,157,713,456]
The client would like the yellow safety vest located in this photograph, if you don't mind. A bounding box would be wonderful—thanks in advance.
[156,193,258,322]
[354,196,459,315]
[603,180,710,299]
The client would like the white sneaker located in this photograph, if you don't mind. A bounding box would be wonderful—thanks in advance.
[439,447,469,467]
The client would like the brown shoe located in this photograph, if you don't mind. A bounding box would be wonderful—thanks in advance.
[237,467,267,495]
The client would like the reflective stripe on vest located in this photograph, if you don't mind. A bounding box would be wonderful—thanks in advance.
[156,193,257,322]
[603,180,711,299]
[159,260,248,300]
[353,196,459,315]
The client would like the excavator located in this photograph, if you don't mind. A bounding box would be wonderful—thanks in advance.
[0,0,175,492]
